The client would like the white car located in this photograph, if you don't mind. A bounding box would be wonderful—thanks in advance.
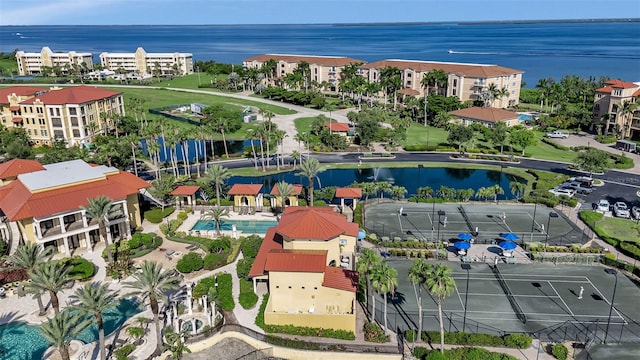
[546,131,569,139]
[596,199,610,212]
[632,206,640,220]
[561,182,593,194]
[549,187,575,197]
[613,202,630,218]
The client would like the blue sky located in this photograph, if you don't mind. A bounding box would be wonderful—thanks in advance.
[1,0,639,25]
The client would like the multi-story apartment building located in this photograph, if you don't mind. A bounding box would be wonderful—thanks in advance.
[592,79,640,139]
[3,85,124,147]
[359,59,523,108]
[243,54,364,91]
[15,47,93,76]
[249,207,358,332]
[0,159,150,255]
[100,47,194,76]
[0,86,49,129]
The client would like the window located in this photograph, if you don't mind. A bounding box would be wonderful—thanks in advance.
[69,108,77,116]
[51,118,62,127]
[41,129,47,136]
[70,117,78,126]
[49,108,55,116]
[453,79,457,87]
[39,118,45,125]
[72,129,80,137]
[56,108,60,116]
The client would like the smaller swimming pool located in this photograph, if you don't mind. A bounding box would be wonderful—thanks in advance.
[518,114,533,121]
[191,219,278,234]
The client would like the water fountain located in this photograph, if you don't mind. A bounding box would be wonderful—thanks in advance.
[165,283,222,336]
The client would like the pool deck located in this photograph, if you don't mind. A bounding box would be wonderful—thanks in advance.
[179,207,279,239]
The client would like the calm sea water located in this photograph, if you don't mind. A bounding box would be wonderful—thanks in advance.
[1,22,638,86]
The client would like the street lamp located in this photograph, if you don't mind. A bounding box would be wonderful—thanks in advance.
[604,268,618,344]
[543,212,558,262]
[530,202,538,240]
[461,263,471,332]
[437,210,446,260]
[417,164,424,201]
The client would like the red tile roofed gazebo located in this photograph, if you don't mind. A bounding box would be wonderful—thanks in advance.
[335,187,362,210]
[228,184,264,212]
[270,184,303,209]
[170,185,200,208]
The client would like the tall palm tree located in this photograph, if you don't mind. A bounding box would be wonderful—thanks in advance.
[380,67,402,110]
[408,259,429,342]
[125,261,181,356]
[370,262,398,332]
[27,261,72,314]
[83,196,116,263]
[617,100,638,138]
[69,282,119,360]
[356,248,381,315]
[9,243,53,315]
[492,184,505,203]
[296,157,324,206]
[206,164,231,208]
[39,310,92,360]
[509,181,526,200]
[291,150,301,170]
[274,181,294,213]
[425,264,456,353]
[202,207,230,236]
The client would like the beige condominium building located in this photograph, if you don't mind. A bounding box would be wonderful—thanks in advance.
[449,106,521,128]
[0,159,150,256]
[100,47,194,76]
[592,79,640,139]
[16,47,93,76]
[2,85,124,147]
[359,59,523,108]
[243,54,365,91]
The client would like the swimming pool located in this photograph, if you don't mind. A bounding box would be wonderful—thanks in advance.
[191,219,278,234]
[518,114,533,121]
[0,297,141,360]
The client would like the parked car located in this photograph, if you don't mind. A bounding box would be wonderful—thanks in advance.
[596,199,610,212]
[548,187,575,197]
[632,206,640,220]
[561,182,593,194]
[546,131,569,139]
[613,202,631,218]
[568,176,594,188]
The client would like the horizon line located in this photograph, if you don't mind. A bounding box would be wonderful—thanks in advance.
[2,18,639,27]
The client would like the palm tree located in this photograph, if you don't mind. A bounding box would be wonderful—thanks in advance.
[370,262,398,332]
[27,261,72,314]
[202,207,230,236]
[492,184,505,203]
[206,164,230,208]
[125,261,181,356]
[296,157,324,205]
[163,330,192,359]
[425,264,456,353]
[39,310,92,360]
[408,259,429,342]
[418,186,434,201]
[380,67,402,110]
[9,243,53,315]
[617,100,638,138]
[69,282,119,360]
[356,248,381,315]
[291,150,301,170]
[509,181,526,200]
[274,181,294,213]
[83,196,116,263]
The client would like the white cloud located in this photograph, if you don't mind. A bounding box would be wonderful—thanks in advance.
[0,0,124,25]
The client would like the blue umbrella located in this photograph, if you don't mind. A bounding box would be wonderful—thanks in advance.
[454,241,471,250]
[501,232,520,241]
[457,233,473,241]
[357,229,366,240]
[499,241,518,251]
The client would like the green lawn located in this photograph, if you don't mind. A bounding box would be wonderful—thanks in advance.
[597,217,640,244]
[294,117,316,133]
[402,124,451,147]
[0,58,18,76]
[155,72,228,89]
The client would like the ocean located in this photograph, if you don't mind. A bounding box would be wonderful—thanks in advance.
[1,22,639,86]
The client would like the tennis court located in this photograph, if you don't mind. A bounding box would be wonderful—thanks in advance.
[371,261,640,343]
[365,202,586,245]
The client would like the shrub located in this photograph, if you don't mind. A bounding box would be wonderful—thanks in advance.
[263,323,355,340]
[193,277,216,299]
[176,252,204,273]
[414,347,518,360]
[113,343,136,360]
[239,278,258,309]
[143,207,175,224]
[504,333,532,348]
[216,273,235,311]
[241,235,263,259]
[61,256,95,280]
[236,258,253,280]
[364,322,389,343]
[552,343,568,360]
[203,253,226,270]
[0,268,28,286]
[595,134,617,144]
[255,293,268,329]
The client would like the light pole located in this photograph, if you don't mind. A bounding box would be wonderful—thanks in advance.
[530,202,538,240]
[417,164,423,202]
[437,210,446,260]
[604,268,618,344]
[543,212,558,262]
[424,95,430,147]
[461,263,471,332]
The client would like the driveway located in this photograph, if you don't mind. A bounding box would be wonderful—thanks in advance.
[552,132,640,174]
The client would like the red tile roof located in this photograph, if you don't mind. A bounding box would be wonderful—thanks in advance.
[249,227,282,277]
[0,86,48,104]
[335,187,362,198]
[9,106,20,111]
[170,185,200,196]
[228,184,263,195]
[449,107,519,123]
[11,117,23,123]
[0,159,45,179]
[20,86,121,105]
[277,207,358,240]
[270,184,303,195]
[0,170,150,221]
[361,59,522,77]
[244,54,364,67]
[604,79,638,89]
[324,122,351,132]
[322,267,358,293]
[264,249,327,272]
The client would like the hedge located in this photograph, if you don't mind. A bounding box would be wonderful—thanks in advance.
[176,252,204,274]
[405,330,532,349]
[216,273,235,311]
[364,322,389,343]
[413,346,518,360]
[241,235,263,259]
[239,278,258,309]
[143,207,175,223]
[255,293,268,329]
[552,343,568,360]
[61,256,95,280]
[203,253,226,270]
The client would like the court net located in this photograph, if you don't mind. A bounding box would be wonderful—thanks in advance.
[492,265,527,324]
